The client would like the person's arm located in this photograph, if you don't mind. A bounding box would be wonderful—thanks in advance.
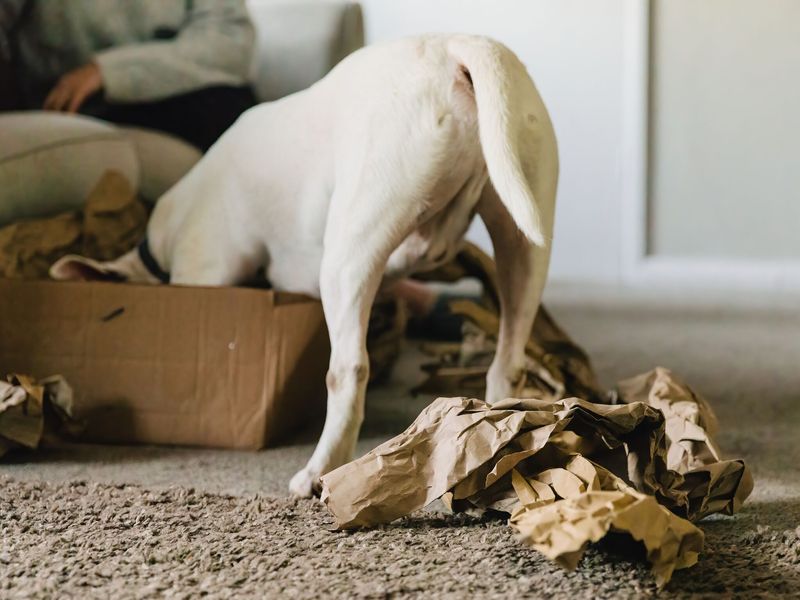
[94,0,255,103]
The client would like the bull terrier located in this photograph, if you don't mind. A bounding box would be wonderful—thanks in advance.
[52,34,559,497]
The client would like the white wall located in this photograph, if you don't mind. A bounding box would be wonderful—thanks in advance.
[359,0,629,283]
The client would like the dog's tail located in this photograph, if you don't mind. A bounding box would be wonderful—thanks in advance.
[447,36,547,247]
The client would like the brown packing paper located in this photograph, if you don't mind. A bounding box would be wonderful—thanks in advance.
[617,367,720,471]
[510,455,704,585]
[0,374,77,458]
[413,243,605,403]
[0,170,147,279]
[323,396,662,527]
[616,368,753,520]
[320,396,542,529]
[321,369,752,586]
[80,170,148,261]
[0,213,82,279]
[511,480,703,587]
[508,457,704,587]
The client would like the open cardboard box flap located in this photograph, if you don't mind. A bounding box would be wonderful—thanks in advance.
[0,279,329,449]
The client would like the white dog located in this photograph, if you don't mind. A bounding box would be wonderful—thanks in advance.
[51,34,558,497]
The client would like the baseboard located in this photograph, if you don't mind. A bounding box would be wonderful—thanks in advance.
[625,256,800,291]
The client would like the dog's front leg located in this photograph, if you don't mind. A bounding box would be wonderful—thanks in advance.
[288,261,374,497]
[289,194,420,497]
[477,184,554,404]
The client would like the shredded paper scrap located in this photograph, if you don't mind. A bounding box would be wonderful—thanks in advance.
[321,368,752,586]
[0,374,77,458]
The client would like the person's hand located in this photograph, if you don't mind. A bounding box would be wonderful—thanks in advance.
[43,62,102,113]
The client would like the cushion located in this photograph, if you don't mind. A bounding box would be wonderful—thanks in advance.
[121,127,202,202]
[248,1,365,102]
[0,112,139,227]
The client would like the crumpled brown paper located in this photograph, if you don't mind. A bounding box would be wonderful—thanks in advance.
[616,368,752,521]
[617,367,720,472]
[413,243,605,403]
[0,374,78,458]
[508,458,703,586]
[0,170,147,279]
[321,369,752,586]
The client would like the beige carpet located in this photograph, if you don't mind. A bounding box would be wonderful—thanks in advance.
[2,285,799,598]
[2,477,798,599]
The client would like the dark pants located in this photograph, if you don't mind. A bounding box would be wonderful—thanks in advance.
[0,61,20,111]
[81,86,257,152]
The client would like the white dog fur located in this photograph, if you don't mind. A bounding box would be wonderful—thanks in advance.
[51,34,558,497]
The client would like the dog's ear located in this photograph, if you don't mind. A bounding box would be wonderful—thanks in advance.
[50,255,128,282]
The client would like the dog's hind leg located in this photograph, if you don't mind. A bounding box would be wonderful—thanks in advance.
[288,179,428,498]
[478,182,554,404]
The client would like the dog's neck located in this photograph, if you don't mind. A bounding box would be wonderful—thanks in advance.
[137,237,170,283]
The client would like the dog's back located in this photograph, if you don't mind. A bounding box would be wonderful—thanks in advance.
[52,34,556,297]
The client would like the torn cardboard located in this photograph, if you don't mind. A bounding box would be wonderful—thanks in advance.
[0,374,77,457]
[321,369,752,586]
[0,280,329,449]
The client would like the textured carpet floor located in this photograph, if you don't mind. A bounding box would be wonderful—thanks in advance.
[2,285,799,598]
[2,478,799,599]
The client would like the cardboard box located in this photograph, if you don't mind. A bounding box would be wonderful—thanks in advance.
[0,280,330,449]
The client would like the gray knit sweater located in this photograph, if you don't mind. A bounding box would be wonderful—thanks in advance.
[0,0,255,106]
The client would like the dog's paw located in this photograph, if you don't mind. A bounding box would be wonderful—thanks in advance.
[486,361,523,405]
[289,467,322,498]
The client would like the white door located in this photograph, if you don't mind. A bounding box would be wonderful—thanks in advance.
[635,0,800,287]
